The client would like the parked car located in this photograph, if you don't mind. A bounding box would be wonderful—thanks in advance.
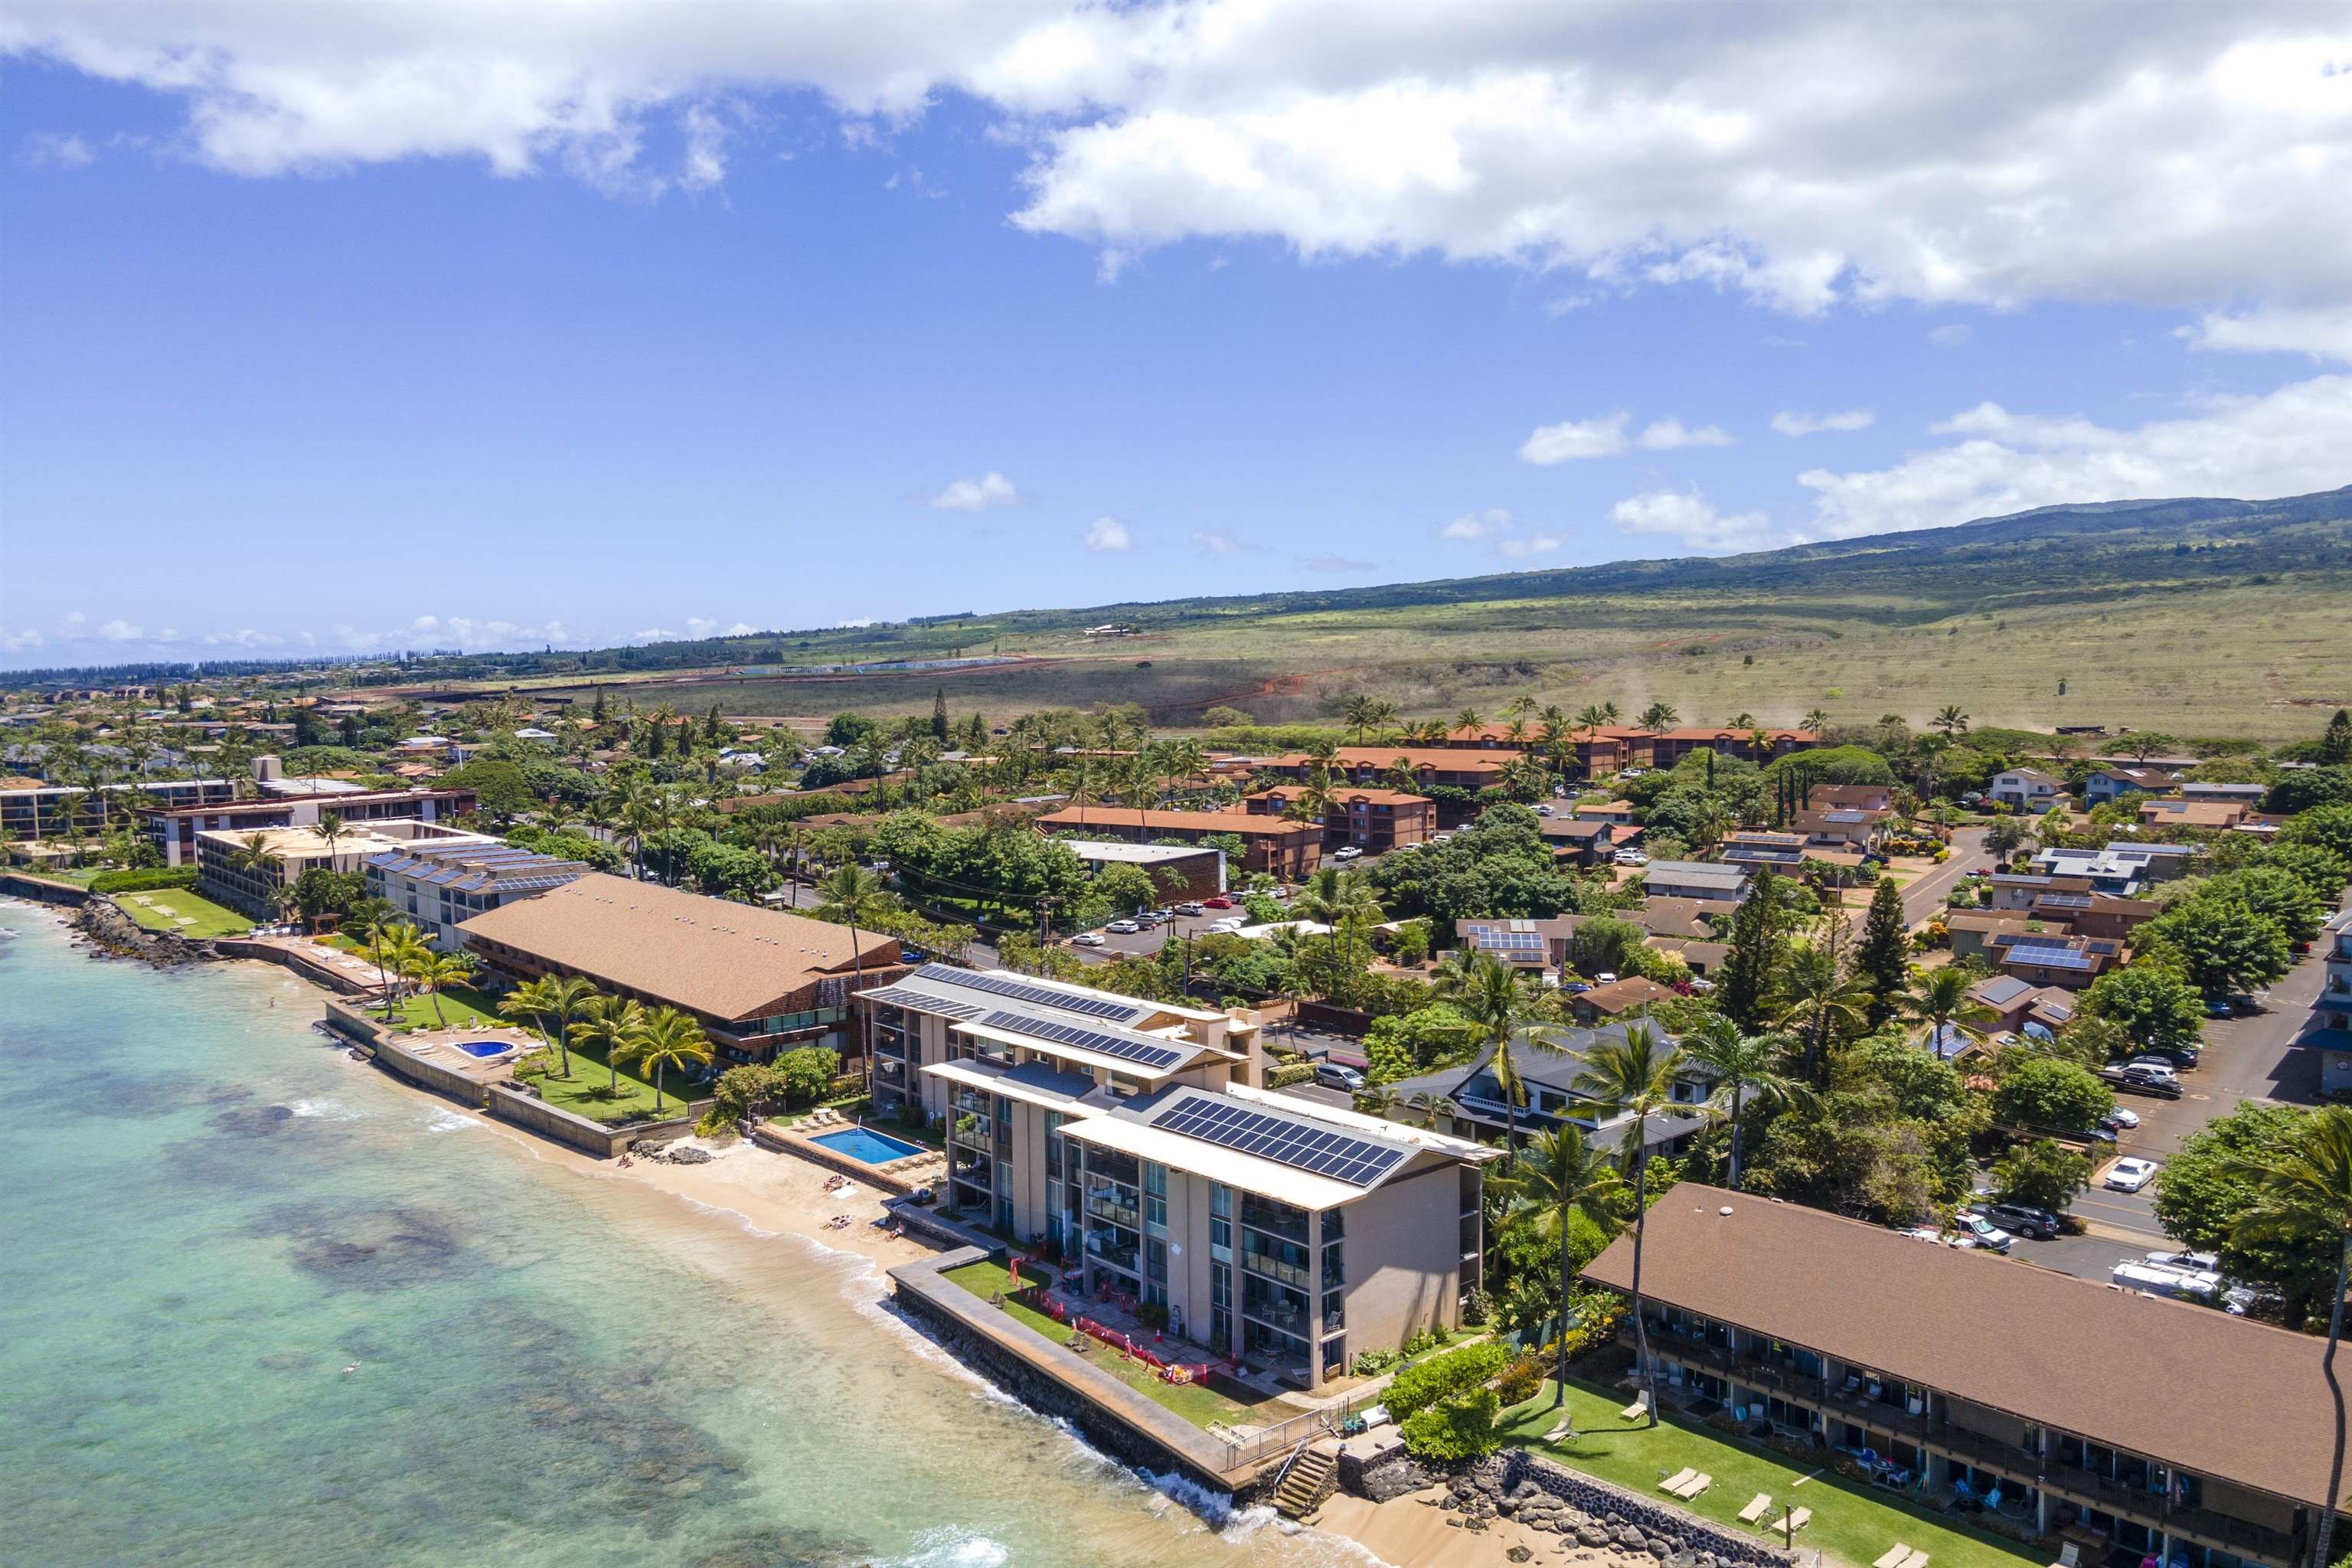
[2122,1057,2182,1083]
[1203,896,1234,910]
[1105,919,1140,934]
[2112,1261,2217,1300]
[1175,902,1207,916]
[1592,972,1619,985]
[2076,1124,2119,1145]
[2101,1065,2184,1099]
[1070,932,1106,948]
[1331,845,1364,861]
[1534,804,1555,816]
[1983,1203,2062,1240]
[1312,1062,1365,1092]
[1206,917,1246,934]
[2105,1157,2160,1192]
[2102,1106,2141,1130]
[1613,849,1649,866]
[1949,1214,2014,1253]
[2129,1044,2200,1069]
[2145,1249,2220,1272]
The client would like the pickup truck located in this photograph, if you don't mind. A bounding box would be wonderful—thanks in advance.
[2099,1065,2184,1099]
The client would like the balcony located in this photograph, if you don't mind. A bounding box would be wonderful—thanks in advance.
[1084,1192,1140,1230]
[1241,1246,1311,1292]
[1085,1230,1139,1276]
[1924,1422,2040,1478]
[1242,1295,1310,1338]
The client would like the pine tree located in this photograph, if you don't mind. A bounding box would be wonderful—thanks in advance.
[706,701,724,744]
[591,685,607,724]
[1717,868,1782,1032]
[2323,707,2352,766]
[1857,877,1910,1027]
[932,687,950,743]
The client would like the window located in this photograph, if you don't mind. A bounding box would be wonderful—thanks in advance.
[1209,1184,1231,1260]
[1144,1161,1168,1231]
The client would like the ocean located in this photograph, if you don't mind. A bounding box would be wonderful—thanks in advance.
[0,905,1359,1568]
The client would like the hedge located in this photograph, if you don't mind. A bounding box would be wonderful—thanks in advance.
[1266,1061,1318,1089]
[1386,1340,1507,1423]
[90,867,200,894]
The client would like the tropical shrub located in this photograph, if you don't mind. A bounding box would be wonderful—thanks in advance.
[1386,1341,1507,1423]
[1399,1388,1503,1462]
[1493,1352,1546,1409]
[90,867,199,894]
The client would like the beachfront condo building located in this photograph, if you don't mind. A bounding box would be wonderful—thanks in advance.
[460,872,905,1068]
[364,840,591,951]
[196,818,501,919]
[1583,1187,2344,1568]
[855,964,1493,1389]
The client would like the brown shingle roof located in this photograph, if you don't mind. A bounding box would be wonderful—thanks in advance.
[1272,748,1520,774]
[1583,1185,2341,1507]
[1574,976,1674,1014]
[456,872,897,1022]
[1037,806,1317,838]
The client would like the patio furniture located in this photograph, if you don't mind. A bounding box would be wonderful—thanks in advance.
[1780,1509,1811,1534]
[1621,1393,1651,1423]
[1658,1468,1697,1495]
[2054,1548,2081,1568]
[1543,1418,1576,1443]
[1876,1545,1914,1568]
[1838,1373,1861,1397]
[1740,1494,1772,1524]
[1900,1553,1929,1568]
[1677,1474,1712,1500]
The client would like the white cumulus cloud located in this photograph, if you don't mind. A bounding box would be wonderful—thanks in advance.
[1083,515,1131,550]
[1518,413,1628,465]
[1638,417,1735,450]
[2184,304,2352,364]
[1192,530,1241,553]
[1796,374,2352,539]
[1611,490,1779,553]
[1440,508,1511,541]
[98,619,145,641]
[1772,409,1876,436]
[1495,535,1562,559]
[929,471,1020,511]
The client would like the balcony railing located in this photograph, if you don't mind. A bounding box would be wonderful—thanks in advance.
[1084,1194,1139,1230]
[1241,1246,1311,1292]
[1924,1423,2039,1478]
[1085,1232,1139,1274]
[1241,1296,1310,1338]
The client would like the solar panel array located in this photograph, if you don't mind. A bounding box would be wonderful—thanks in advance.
[861,984,984,1020]
[1468,927,1546,955]
[2001,939,2096,971]
[976,1008,1187,1070]
[2034,893,2094,910]
[914,962,1146,1021]
[1153,1096,1406,1187]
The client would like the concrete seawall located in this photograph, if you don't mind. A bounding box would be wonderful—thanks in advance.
[0,873,90,906]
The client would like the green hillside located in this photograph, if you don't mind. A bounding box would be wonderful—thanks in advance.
[468,487,2350,741]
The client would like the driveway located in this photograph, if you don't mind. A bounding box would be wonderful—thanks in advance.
[1898,827,1990,926]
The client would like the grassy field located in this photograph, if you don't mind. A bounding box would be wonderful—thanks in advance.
[528,1034,706,1122]
[1501,1379,2045,1568]
[942,1258,1312,1432]
[383,982,504,1031]
[112,889,253,939]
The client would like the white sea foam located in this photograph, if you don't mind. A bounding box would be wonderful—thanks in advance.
[287,1097,361,1122]
[423,1108,482,1133]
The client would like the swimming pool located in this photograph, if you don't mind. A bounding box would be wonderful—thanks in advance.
[455,1040,514,1060]
[811,1126,926,1165]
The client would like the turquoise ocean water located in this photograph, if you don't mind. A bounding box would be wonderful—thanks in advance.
[0,906,1351,1568]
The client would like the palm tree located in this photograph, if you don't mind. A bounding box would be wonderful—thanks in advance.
[1343,694,1378,743]
[815,861,890,1088]
[1572,1021,1693,1426]
[1678,1014,1809,1191]
[407,950,476,1029]
[1494,1127,1624,1407]
[1932,704,1970,738]
[375,922,431,1021]
[499,976,557,1060]
[1292,866,1383,979]
[1364,699,1400,743]
[2223,1106,2352,1568]
[1774,939,1873,1078]
[1636,702,1678,733]
[1434,949,1557,1165]
[1896,965,1999,1054]
[314,810,347,866]
[1801,707,1831,735]
[1452,707,1485,740]
[618,1005,714,1113]
[569,993,648,1096]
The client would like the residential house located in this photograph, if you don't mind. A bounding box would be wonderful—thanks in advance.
[1989,932,2125,991]
[2180,782,2268,806]
[1537,816,1618,867]
[2301,908,2352,1096]
[1568,975,1676,1024]
[1792,806,1888,850]
[1719,829,1809,874]
[2082,766,2178,805]
[1054,839,1227,903]
[1573,799,1638,825]
[1808,782,1897,813]
[1968,975,2078,1040]
[2030,842,2199,889]
[1383,1021,1714,1158]
[1583,1187,2344,1568]
[1644,860,1750,902]
[2138,799,2249,831]
[1642,897,1725,939]
[1241,786,1436,853]
[857,962,1484,1387]
[1641,727,1821,768]
[2032,891,2159,942]
[460,872,903,1069]
[1990,768,2067,813]
[1262,749,1521,822]
[364,840,590,952]
[1942,910,2045,965]
[1453,918,1561,971]
[1033,806,1321,880]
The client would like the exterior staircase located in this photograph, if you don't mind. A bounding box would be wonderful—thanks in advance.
[1272,1442,1339,1522]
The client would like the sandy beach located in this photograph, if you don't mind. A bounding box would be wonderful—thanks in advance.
[1316,1484,1664,1568]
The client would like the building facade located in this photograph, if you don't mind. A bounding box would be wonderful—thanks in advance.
[1032,806,1322,880]
[1240,787,1436,852]
[145,786,476,867]
[366,840,590,951]
[197,818,498,918]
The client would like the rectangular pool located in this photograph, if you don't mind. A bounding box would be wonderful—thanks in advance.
[455,1040,514,1060]
[812,1126,926,1165]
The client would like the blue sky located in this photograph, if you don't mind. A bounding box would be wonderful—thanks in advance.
[2,4,2347,667]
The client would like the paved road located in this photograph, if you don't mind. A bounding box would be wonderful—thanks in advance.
[1899,826,1990,926]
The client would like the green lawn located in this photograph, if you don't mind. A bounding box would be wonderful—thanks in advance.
[111,889,254,939]
[1501,1379,2046,1568]
[944,1259,1313,1432]
[524,1033,706,1124]
[382,982,505,1031]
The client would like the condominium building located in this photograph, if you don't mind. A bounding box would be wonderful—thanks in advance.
[1381,1021,1715,1158]
[144,786,476,867]
[1240,786,1436,852]
[196,818,500,918]
[1032,805,1322,879]
[1586,1188,2344,1568]
[2304,906,2352,1096]
[1,776,234,839]
[460,872,903,1067]
[855,962,1491,1387]
[365,840,591,951]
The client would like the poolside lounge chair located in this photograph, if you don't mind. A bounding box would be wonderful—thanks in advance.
[1739,1494,1772,1525]
[2053,1548,2080,1568]
[1876,1545,1914,1568]
[1658,1468,1697,1495]
[1780,1509,1811,1534]
[1676,1474,1712,1501]
[1620,1393,1650,1423]
[1900,1554,1929,1568]
[1542,1417,1576,1443]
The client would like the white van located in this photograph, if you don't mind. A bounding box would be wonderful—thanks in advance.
[2111,1262,2220,1301]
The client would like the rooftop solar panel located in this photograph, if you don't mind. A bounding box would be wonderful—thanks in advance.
[1152,1095,1406,1187]
[861,985,985,1021]
[912,962,1147,1021]
[972,1008,1187,1070]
